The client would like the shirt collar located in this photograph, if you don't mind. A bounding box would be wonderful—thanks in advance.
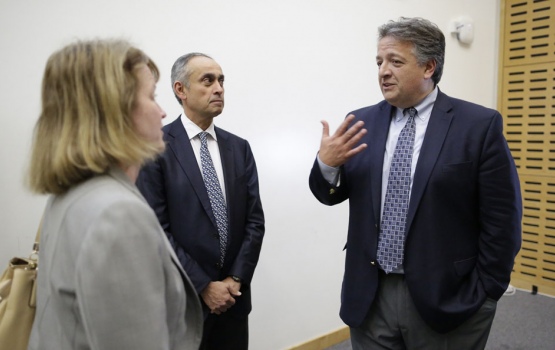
[394,86,438,122]
[181,114,218,141]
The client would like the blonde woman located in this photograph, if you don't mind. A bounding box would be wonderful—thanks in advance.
[27,39,203,349]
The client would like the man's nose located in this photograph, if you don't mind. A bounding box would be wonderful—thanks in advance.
[214,81,224,94]
[379,62,390,77]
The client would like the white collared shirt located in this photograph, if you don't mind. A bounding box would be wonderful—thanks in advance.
[380,87,437,215]
[181,115,227,203]
[317,88,438,274]
[317,87,438,210]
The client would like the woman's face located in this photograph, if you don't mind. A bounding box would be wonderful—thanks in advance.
[131,64,166,151]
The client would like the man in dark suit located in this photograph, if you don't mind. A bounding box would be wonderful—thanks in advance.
[137,52,265,350]
[309,17,522,349]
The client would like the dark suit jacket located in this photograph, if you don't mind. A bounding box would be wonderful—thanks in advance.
[137,116,265,317]
[309,90,522,333]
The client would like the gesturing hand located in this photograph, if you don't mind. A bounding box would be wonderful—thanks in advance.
[319,114,367,167]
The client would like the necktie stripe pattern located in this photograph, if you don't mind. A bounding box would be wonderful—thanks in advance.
[199,132,228,265]
[377,107,417,273]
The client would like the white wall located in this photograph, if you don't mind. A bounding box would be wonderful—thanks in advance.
[0,1,500,349]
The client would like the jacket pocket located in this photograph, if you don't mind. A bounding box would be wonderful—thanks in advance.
[442,161,473,173]
[453,256,477,276]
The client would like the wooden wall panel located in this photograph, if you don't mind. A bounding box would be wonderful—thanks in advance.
[501,63,555,175]
[513,176,555,294]
[503,0,555,67]
[500,0,555,295]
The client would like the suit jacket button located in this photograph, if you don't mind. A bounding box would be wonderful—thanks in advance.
[215,262,222,269]
[370,261,376,266]
[213,234,219,239]
[329,188,336,195]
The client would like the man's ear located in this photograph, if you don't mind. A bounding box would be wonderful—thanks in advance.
[174,81,187,101]
[424,59,437,79]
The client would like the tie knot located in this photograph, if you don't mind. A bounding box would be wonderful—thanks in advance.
[198,131,208,144]
[404,107,417,118]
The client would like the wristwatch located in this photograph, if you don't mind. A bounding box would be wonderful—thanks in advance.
[230,275,242,283]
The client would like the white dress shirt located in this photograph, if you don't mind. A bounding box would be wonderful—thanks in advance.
[181,115,227,203]
[318,87,439,218]
[379,87,437,215]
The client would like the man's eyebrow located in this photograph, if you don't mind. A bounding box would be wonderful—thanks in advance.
[199,73,225,81]
[376,53,403,60]
[200,73,216,80]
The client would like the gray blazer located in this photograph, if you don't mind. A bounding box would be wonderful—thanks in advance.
[28,168,203,350]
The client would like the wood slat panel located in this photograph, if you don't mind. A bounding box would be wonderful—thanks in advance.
[511,176,555,291]
[504,0,555,66]
[501,63,555,176]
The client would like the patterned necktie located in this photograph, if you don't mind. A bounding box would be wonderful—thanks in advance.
[377,107,417,273]
[198,132,228,265]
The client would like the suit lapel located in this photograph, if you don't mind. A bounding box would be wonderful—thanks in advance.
[214,127,236,246]
[166,117,218,229]
[369,102,394,223]
[405,91,454,233]
[215,127,233,216]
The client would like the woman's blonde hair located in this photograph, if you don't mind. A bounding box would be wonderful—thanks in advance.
[28,39,161,194]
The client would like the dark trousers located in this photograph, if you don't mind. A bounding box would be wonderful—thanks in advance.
[200,312,249,350]
[350,272,497,350]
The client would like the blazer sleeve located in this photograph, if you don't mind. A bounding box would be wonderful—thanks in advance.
[75,199,178,350]
[308,157,349,206]
[476,111,522,300]
[228,141,265,285]
[137,158,213,294]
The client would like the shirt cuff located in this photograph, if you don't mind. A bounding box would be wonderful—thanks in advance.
[317,154,340,186]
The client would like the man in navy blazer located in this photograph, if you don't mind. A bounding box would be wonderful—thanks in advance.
[309,17,522,349]
[137,53,265,350]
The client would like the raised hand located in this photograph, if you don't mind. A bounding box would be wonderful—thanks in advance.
[319,114,367,167]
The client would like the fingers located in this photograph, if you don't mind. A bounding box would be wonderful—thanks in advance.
[228,288,242,297]
[346,143,368,158]
[333,114,356,138]
[344,124,367,148]
[226,282,242,296]
[319,114,367,167]
[322,114,364,141]
[201,281,239,314]
[321,120,330,138]
[210,297,235,314]
[328,115,366,146]
[216,295,235,308]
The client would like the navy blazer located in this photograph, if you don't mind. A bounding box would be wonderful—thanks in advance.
[309,90,522,333]
[137,116,265,317]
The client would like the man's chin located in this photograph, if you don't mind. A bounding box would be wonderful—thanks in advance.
[210,108,224,117]
[382,93,400,107]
